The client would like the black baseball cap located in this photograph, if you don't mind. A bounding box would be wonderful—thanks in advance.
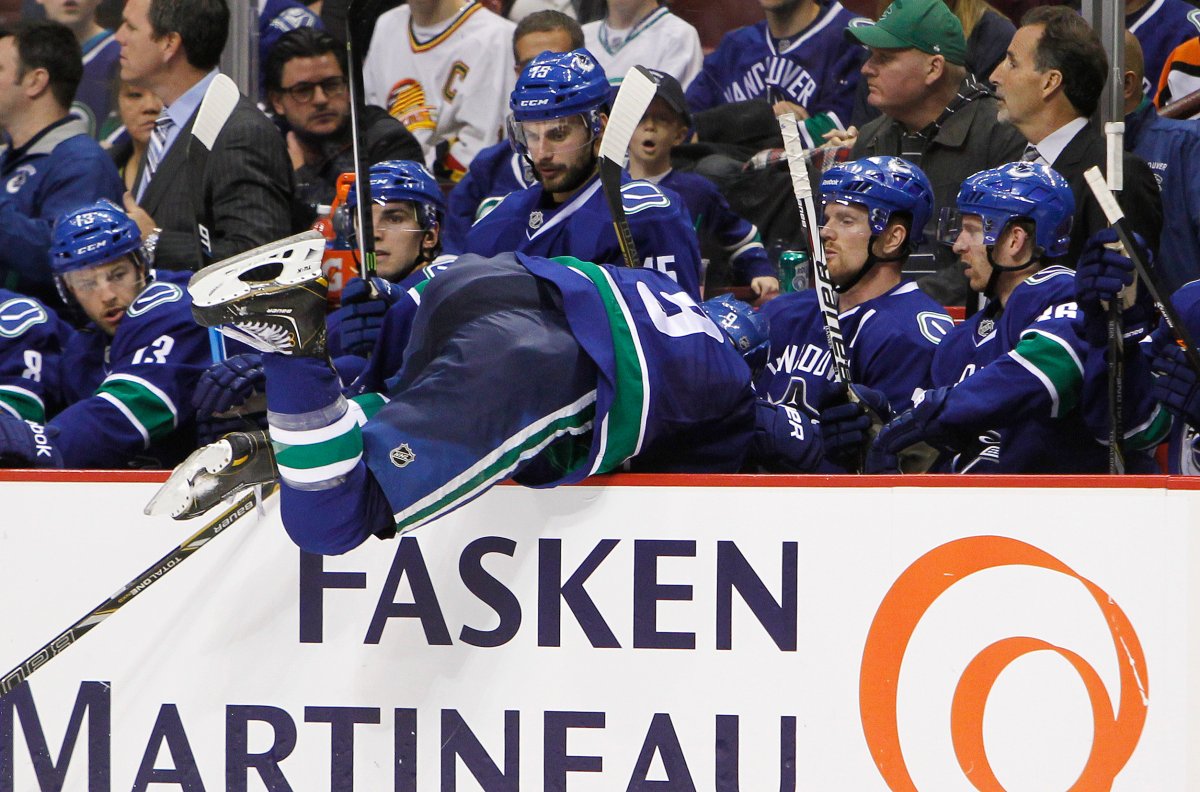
[645,68,692,128]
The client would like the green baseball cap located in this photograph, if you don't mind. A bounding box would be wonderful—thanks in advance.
[846,0,967,66]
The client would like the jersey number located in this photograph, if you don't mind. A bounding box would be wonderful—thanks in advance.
[132,335,175,365]
[1035,302,1078,322]
[635,281,723,342]
[21,350,41,382]
[642,255,678,282]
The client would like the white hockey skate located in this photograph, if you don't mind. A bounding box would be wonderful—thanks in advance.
[189,231,330,358]
[145,430,279,519]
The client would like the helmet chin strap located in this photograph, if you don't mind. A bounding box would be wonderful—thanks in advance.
[833,235,906,294]
[982,245,1042,300]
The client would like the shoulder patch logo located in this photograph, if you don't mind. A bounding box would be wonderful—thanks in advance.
[1026,265,1072,285]
[620,181,671,215]
[127,281,183,318]
[6,164,35,194]
[0,297,48,338]
[390,443,416,468]
[916,311,954,344]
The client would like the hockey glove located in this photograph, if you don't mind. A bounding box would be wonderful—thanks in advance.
[340,276,404,358]
[0,415,61,468]
[1150,335,1200,428]
[1075,228,1152,348]
[194,354,265,416]
[866,385,964,474]
[750,399,823,472]
[817,384,890,470]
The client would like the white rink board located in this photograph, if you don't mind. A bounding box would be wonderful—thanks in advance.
[0,479,1198,791]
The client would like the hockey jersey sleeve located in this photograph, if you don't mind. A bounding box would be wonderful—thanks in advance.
[933,312,1089,432]
[624,181,706,300]
[696,181,774,283]
[0,292,72,422]
[51,281,211,467]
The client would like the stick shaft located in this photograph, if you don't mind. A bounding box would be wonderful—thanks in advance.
[345,0,376,277]
[0,486,272,696]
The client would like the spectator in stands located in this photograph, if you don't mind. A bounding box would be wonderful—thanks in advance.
[443,9,581,251]
[363,0,517,181]
[848,0,1015,132]
[507,0,576,23]
[108,79,162,193]
[686,0,867,147]
[1155,35,1200,116]
[582,0,703,89]
[1128,0,1200,98]
[36,0,119,138]
[117,0,295,272]
[989,5,1161,265]
[627,70,780,298]
[1122,30,1200,292]
[259,0,323,99]
[0,20,124,305]
[266,27,422,226]
[847,0,1025,305]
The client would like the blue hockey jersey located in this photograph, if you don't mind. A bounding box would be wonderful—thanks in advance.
[655,168,775,284]
[685,1,866,137]
[929,266,1111,473]
[756,282,951,470]
[0,290,73,422]
[462,172,706,299]
[55,272,213,468]
[443,140,537,254]
[1128,0,1200,96]
[74,30,121,138]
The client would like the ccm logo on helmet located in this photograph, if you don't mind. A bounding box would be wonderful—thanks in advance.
[76,241,108,254]
[518,98,550,107]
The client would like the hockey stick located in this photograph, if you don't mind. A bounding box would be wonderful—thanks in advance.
[345,0,377,277]
[597,66,658,268]
[1084,166,1200,375]
[0,483,276,697]
[1103,124,1126,474]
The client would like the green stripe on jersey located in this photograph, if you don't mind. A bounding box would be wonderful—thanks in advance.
[1013,329,1084,417]
[96,376,176,441]
[274,425,363,471]
[551,256,648,472]
[395,400,595,534]
[1125,403,1172,451]
[0,385,43,422]
[350,392,388,422]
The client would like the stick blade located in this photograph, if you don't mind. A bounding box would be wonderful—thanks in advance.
[599,66,658,165]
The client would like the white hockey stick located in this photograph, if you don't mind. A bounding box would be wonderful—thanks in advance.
[598,66,658,268]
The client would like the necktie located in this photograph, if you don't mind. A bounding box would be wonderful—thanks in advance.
[137,109,174,202]
[1021,143,1041,162]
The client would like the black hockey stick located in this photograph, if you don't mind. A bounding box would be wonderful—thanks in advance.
[1084,166,1200,375]
[0,484,276,697]
[597,66,658,268]
[345,0,377,277]
[1103,125,1126,474]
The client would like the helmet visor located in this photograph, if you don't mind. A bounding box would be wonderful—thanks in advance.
[507,113,595,159]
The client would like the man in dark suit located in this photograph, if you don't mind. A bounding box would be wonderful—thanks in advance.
[116,0,294,271]
[990,5,1162,264]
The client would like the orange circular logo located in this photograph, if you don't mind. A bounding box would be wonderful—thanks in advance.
[859,535,1148,790]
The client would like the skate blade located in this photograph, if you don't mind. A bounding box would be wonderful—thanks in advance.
[188,231,327,309]
[144,440,236,519]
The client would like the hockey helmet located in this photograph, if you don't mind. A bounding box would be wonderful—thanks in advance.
[948,161,1074,258]
[702,293,770,372]
[50,199,143,277]
[347,159,445,230]
[510,48,609,124]
[820,156,933,247]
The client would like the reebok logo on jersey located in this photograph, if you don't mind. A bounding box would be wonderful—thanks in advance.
[26,420,53,458]
[390,443,416,468]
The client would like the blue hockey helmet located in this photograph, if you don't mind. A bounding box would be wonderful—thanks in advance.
[347,159,445,230]
[50,199,144,277]
[702,293,770,371]
[820,156,934,246]
[950,162,1074,258]
[509,48,609,124]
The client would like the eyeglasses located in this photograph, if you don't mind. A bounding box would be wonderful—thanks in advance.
[279,76,348,104]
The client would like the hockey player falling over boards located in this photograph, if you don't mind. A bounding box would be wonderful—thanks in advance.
[148,232,817,552]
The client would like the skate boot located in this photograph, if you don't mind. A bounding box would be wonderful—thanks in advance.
[145,430,279,519]
[189,231,330,358]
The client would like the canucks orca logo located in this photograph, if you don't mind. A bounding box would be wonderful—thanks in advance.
[620,181,671,215]
[126,282,183,318]
[0,297,48,338]
[916,311,954,344]
[269,7,317,34]
[6,164,35,195]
